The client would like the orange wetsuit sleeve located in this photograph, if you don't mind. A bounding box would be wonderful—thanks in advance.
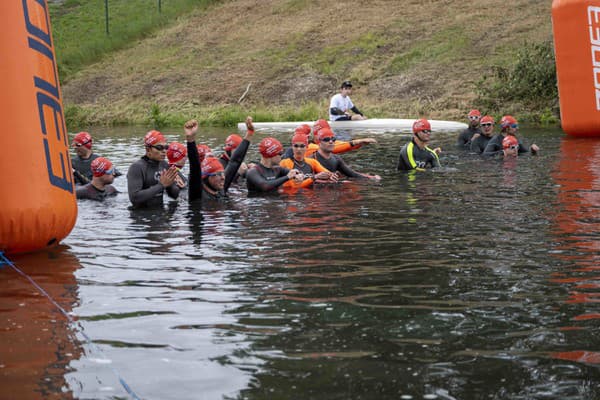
[305,143,318,158]
[282,177,314,190]
[305,158,329,174]
[279,158,294,169]
[332,140,362,154]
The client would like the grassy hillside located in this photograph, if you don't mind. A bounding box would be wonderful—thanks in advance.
[52,0,555,127]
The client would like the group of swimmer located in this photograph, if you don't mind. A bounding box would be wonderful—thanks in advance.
[71,81,539,205]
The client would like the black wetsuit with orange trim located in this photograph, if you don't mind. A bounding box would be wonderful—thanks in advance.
[310,151,365,179]
[246,164,290,193]
[187,139,250,203]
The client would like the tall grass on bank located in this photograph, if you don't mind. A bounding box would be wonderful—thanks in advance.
[49,0,218,81]
[475,40,559,123]
[66,101,329,128]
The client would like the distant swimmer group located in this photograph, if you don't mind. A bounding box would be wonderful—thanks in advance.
[70,82,539,204]
[455,109,539,157]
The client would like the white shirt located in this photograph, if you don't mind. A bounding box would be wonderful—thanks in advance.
[329,93,354,121]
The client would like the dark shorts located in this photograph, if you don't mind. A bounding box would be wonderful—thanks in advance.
[334,116,352,121]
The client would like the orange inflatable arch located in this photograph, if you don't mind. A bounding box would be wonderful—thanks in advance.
[553,0,600,136]
[0,1,76,254]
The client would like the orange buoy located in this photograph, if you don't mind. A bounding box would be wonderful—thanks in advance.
[553,0,600,136]
[0,1,76,254]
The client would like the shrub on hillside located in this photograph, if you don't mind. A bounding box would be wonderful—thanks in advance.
[476,41,558,122]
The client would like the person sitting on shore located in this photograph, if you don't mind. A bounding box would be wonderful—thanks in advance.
[329,80,367,121]
[246,137,304,193]
[185,118,254,203]
[127,130,180,208]
[76,157,118,201]
[167,141,188,189]
[397,119,441,171]
[456,109,482,149]
[71,131,121,185]
[309,128,380,181]
[470,115,495,154]
[279,132,337,189]
[482,115,540,157]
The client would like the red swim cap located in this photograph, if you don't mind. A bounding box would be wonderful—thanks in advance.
[201,156,224,177]
[144,130,166,146]
[72,132,92,149]
[292,133,308,145]
[224,134,243,152]
[468,109,481,117]
[259,137,284,158]
[91,157,114,177]
[500,115,518,129]
[480,115,495,124]
[312,119,330,135]
[196,144,212,163]
[316,128,335,143]
[167,142,187,165]
[412,118,431,133]
[502,135,519,149]
[294,124,311,137]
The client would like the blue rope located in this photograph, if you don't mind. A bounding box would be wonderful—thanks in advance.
[0,251,142,400]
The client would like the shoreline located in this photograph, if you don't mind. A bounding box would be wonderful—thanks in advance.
[65,100,561,129]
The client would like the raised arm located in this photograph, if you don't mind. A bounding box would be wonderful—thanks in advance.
[184,119,203,203]
[224,116,254,192]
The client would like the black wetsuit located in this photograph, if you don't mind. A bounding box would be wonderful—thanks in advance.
[187,139,250,203]
[127,156,180,208]
[76,183,118,201]
[218,151,245,182]
[396,140,441,171]
[72,153,121,185]
[290,159,315,177]
[282,146,294,160]
[72,153,99,185]
[218,152,230,169]
[456,126,481,149]
[482,134,529,157]
[470,134,493,154]
[310,151,365,178]
[246,164,290,193]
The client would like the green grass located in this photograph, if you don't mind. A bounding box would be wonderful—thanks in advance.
[387,26,470,74]
[66,100,333,128]
[312,32,389,78]
[49,0,219,81]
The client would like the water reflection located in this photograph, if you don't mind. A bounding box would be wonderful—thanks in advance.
[550,136,600,367]
[0,247,81,400]
[38,126,600,399]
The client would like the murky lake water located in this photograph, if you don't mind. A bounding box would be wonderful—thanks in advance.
[2,125,600,399]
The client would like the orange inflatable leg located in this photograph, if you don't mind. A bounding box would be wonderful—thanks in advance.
[0,0,77,254]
